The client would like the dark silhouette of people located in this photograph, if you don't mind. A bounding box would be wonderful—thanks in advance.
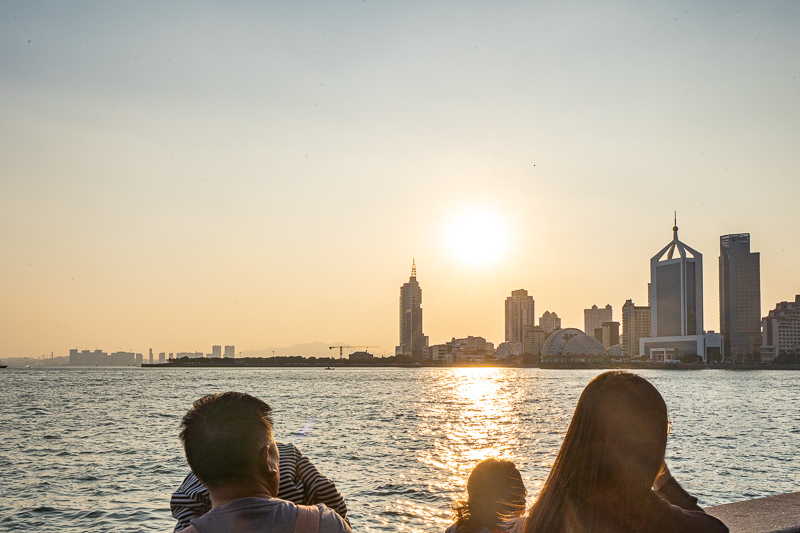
[176,392,352,533]
[519,371,728,533]
[447,458,527,533]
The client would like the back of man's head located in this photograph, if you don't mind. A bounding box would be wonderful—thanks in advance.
[180,392,274,490]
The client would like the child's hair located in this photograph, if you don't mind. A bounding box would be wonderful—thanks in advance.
[454,458,527,533]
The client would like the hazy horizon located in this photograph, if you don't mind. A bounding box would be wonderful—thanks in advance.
[2,1,799,358]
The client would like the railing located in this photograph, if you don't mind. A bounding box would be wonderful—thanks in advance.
[707,492,800,533]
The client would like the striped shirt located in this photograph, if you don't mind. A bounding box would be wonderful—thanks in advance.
[171,442,348,533]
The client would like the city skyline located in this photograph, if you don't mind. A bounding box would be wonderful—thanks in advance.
[3,223,796,360]
[2,2,800,358]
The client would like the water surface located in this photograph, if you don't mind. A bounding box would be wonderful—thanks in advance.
[1,367,797,532]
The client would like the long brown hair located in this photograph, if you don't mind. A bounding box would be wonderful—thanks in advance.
[522,371,669,533]
[454,458,527,533]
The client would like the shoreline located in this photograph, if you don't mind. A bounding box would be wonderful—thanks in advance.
[137,361,800,370]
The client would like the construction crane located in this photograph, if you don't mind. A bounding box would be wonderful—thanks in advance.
[328,345,379,359]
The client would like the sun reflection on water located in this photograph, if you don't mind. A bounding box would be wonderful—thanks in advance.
[408,367,547,530]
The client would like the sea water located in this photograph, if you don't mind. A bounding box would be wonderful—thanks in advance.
[0,367,798,532]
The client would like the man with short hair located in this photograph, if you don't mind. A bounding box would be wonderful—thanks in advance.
[177,392,352,533]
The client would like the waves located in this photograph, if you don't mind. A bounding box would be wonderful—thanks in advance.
[1,367,798,532]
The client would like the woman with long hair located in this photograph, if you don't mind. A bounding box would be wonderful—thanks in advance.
[521,371,727,533]
[447,458,528,533]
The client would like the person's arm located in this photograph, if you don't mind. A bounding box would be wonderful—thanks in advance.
[317,503,354,533]
[170,472,211,533]
[289,444,349,521]
[653,462,703,512]
[651,462,729,532]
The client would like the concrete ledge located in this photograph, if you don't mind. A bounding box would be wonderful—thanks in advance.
[706,492,800,533]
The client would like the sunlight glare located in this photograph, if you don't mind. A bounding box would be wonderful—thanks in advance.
[444,210,511,267]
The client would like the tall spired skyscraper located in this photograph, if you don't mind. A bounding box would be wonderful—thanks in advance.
[639,217,720,362]
[719,233,761,358]
[649,217,704,337]
[396,259,428,360]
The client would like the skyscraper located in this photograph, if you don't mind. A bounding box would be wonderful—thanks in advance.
[621,299,650,357]
[539,311,561,334]
[505,289,535,343]
[584,304,612,336]
[650,218,703,337]
[719,234,761,359]
[396,259,427,360]
[640,218,711,361]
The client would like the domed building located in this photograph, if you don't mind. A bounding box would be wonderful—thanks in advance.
[541,328,605,357]
[606,344,623,358]
[563,334,606,356]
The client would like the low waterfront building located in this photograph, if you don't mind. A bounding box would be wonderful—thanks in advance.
[177,351,204,359]
[761,295,800,362]
[606,344,623,360]
[348,351,374,362]
[69,349,107,366]
[427,344,448,362]
[496,341,523,359]
[639,331,721,362]
[69,349,139,366]
[448,336,494,362]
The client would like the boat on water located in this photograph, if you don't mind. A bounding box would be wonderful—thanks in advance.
[325,367,335,370]
[0,362,7,369]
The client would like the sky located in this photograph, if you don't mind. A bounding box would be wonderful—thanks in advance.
[1,1,799,358]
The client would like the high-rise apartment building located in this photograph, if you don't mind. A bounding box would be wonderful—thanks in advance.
[396,259,428,360]
[523,325,548,356]
[719,233,761,359]
[224,345,235,358]
[760,295,800,362]
[539,311,561,334]
[211,345,222,358]
[595,321,620,349]
[584,304,612,336]
[640,219,711,361]
[505,289,535,343]
[621,299,650,357]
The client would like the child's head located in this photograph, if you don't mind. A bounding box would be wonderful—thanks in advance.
[456,458,527,531]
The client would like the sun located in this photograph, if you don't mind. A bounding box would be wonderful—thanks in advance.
[443,209,511,267]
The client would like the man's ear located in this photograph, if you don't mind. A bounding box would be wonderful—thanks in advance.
[263,442,279,476]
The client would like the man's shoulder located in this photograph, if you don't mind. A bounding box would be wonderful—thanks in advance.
[192,498,350,533]
[314,503,353,533]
